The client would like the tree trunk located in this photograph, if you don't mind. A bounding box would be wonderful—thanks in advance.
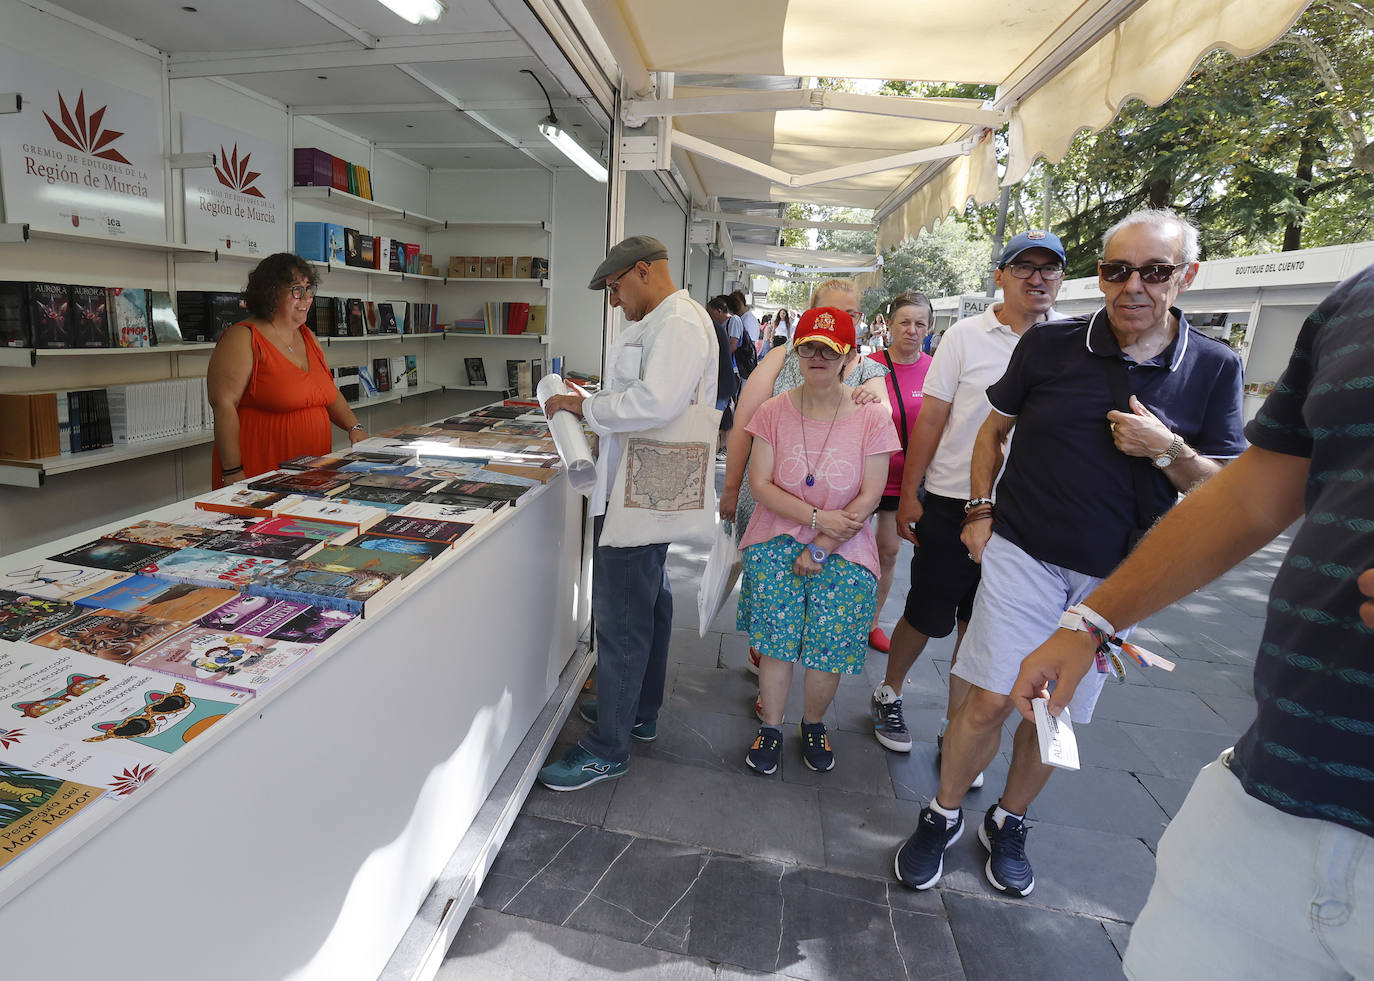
[1147,176,1172,210]
[1283,131,1320,252]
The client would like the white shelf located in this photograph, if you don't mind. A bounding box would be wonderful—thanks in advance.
[439,219,549,231]
[0,222,217,261]
[306,261,444,283]
[0,430,215,488]
[443,332,549,344]
[444,277,550,287]
[290,186,443,230]
[0,343,216,368]
[349,381,445,409]
[321,333,446,346]
[450,383,513,392]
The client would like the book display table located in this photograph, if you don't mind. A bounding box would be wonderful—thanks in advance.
[0,414,588,979]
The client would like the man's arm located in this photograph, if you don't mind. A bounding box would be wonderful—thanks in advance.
[895,395,952,544]
[1107,395,1221,491]
[1010,444,1309,720]
[582,317,710,434]
[960,409,1015,562]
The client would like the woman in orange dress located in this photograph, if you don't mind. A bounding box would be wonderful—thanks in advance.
[207,253,368,487]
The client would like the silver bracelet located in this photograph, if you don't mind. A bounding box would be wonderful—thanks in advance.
[350,424,365,432]
[810,507,818,531]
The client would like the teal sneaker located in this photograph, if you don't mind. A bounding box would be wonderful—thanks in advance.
[538,746,628,791]
[578,700,657,742]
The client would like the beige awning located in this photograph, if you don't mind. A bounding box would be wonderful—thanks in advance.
[579,0,1311,246]
[731,243,880,275]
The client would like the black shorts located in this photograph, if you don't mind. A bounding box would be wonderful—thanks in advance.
[877,494,900,512]
[902,493,981,639]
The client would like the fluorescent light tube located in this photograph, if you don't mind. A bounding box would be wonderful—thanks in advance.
[375,0,445,24]
[539,120,608,183]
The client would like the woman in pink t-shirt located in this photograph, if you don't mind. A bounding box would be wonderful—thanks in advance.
[738,307,900,776]
[865,292,934,654]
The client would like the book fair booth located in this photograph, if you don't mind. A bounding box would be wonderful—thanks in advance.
[0,0,1318,977]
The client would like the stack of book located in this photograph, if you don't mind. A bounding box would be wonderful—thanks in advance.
[478,302,548,335]
[293,148,374,200]
[0,283,172,349]
[446,256,548,280]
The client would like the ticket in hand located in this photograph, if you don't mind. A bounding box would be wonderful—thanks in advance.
[1033,697,1080,771]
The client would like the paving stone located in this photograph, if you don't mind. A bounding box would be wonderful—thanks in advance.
[668,626,723,665]
[1073,718,1162,775]
[1103,918,1134,959]
[521,740,619,827]
[1120,723,1232,780]
[670,661,760,721]
[681,853,789,974]
[1199,691,1257,733]
[564,837,710,948]
[816,789,923,880]
[943,891,1124,979]
[636,700,762,777]
[892,906,968,981]
[1009,820,1158,921]
[476,814,583,911]
[1023,765,1171,846]
[886,736,1011,806]
[1089,684,1233,733]
[604,755,825,867]
[500,824,636,925]
[1135,772,1199,819]
[779,723,897,797]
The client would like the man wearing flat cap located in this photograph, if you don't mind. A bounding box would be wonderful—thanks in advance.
[539,235,717,791]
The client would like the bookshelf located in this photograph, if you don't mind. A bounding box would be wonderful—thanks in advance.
[348,381,445,410]
[0,343,216,368]
[0,222,219,261]
[0,429,216,488]
[291,186,443,231]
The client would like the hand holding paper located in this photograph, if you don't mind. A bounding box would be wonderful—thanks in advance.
[537,373,596,494]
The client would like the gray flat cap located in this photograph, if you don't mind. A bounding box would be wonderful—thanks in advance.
[588,234,669,290]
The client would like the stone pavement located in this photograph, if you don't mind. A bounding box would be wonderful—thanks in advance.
[440,519,1289,980]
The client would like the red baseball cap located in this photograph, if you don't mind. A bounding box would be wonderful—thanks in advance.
[792,306,856,355]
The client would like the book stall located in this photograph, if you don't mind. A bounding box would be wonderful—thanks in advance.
[0,400,591,978]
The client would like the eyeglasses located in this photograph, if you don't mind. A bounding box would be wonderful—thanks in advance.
[605,265,638,296]
[1004,261,1064,280]
[1098,261,1186,284]
[795,341,843,361]
[287,284,315,299]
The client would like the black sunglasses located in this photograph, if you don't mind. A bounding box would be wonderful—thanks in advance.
[1098,261,1186,284]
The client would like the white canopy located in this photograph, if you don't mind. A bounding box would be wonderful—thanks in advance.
[578,0,1312,246]
[731,243,881,275]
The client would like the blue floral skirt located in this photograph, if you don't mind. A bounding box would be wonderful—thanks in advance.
[737,535,876,674]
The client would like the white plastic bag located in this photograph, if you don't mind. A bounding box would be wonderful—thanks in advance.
[696,520,742,637]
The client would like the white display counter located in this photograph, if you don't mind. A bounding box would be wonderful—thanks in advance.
[0,471,588,979]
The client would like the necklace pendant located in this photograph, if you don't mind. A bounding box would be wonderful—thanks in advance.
[806,474,815,487]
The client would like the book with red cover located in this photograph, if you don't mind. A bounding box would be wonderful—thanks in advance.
[247,469,352,497]
[369,515,470,544]
[331,155,350,192]
[506,302,530,335]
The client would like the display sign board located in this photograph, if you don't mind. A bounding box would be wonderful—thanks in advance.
[958,294,995,319]
[0,46,166,240]
[181,115,286,257]
[1196,245,1349,291]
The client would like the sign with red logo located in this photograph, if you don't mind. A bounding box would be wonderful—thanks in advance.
[0,49,165,239]
[181,115,285,256]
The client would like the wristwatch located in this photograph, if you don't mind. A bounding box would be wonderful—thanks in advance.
[1152,434,1185,469]
[807,544,829,564]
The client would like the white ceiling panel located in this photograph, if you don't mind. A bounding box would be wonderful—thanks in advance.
[318,0,512,37]
[305,110,496,144]
[399,146,545,169]
[56,0,355,52]
[408,57,571,105]
[228,65,446,108]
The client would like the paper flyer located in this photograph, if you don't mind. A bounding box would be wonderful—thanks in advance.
[536,374,596,493]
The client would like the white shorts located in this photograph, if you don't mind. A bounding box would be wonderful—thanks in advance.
[1125,752,1374,980]
[951,532,1120,722]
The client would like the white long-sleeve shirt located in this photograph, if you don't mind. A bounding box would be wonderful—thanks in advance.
[581,289,717,516]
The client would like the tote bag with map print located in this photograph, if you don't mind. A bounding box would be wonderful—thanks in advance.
[599,334,721,548]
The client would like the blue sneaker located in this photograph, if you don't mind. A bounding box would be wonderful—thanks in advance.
[799,720,834,772]
[978,805,1034,896]
[578,700,657,742]
[537,746,627,792]
[894,805,964,890]
[746,725,783,774]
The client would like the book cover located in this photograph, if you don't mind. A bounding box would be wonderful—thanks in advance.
[372,357,392,392]
[331,156,349,192]
[442,479,528,501]
[65,287,107,350]
[247,516,357,545]
[465,357,488,387]
[0,562,132,602]
[363,300,379,335]
[344,297,365,336]
[378,302,399,334]
[261,603,356,644]
[75,576,239,621]
[209,293,245,341]
[197,530,321,561]
[526,304,547,334]
[131,628,314,695]
[307,544,429,578]
[396,500,497,524]
[105,520,215,550]
[349,473,446,494]
[0,760,104,870]
[162,509,260,534]
[336,460,420,475]
[405,354,418,388]
[389,355,406,391]
[246,560,399,615]
[50,539,177,573]
[422,490,508,511]
[278,498,387,531]
[336,485,423,507]
[106,287,152,347]
[370,515,470,543]
[278,453,350,471]
[247,469,352,497]
[0,281,30,347]
[351,535,449,558]
[344,228,363,267]
[27,282,71,348]
[141,548,284,590]
[195,485,300,517]
[29,610,188,663]
[149,290,181,345]
[0,591,84,642]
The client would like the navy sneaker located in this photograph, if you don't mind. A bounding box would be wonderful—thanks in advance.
[935,732,985,789]
[537,746,627,792]
[747,726,783,774]
[978,805,1034,896]
[872,684,911,752]
[578,700,657,742]
[799,720,834,772]
[894,805,964,890]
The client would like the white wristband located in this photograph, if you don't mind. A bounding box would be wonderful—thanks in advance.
[1060,603,1116,637]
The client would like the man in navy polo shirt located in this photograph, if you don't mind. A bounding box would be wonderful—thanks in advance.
[1011,263,1374,978]
[893,208,1246,898]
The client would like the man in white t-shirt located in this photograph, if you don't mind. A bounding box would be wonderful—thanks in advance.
[869,231,1065,760]
[539,235,716,791]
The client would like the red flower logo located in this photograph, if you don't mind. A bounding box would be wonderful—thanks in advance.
[215,143,265,198]
[0,727,24,750]
[108,762,157,796]
[43,90,132,165]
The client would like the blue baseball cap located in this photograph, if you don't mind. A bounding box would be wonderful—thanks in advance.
[999,230,1066,266]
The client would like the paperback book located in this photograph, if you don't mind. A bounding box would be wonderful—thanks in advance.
[247,469,352,497]
[247,516,358,545]
[196,530,323,561]
[104,520,216,550]
[0,591,84,642]
[278,498,387,531]
[74,576,239,622]
[28,282,71,348]
[107,287,152,347]
[418,491,507,512]
[395,501,499,524]
[50,539,178,573]
[335,485,423,507]
[246,561,400,615]
[197,593,355,643]
[162,510,260,534]
[130,628,315,695]
[370,515,470,544]
[351,535,449,558]
[0,280,29,347]
[0,562,132,602]
[149,290,181,345]
[195,485,302,517]
[140,548,284,589]
[306,544,429,579]
[29,610,188,664]
[348,473,447,494]
[0,759,104,870]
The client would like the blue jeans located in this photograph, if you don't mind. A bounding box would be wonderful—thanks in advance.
[580,515,672,764]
